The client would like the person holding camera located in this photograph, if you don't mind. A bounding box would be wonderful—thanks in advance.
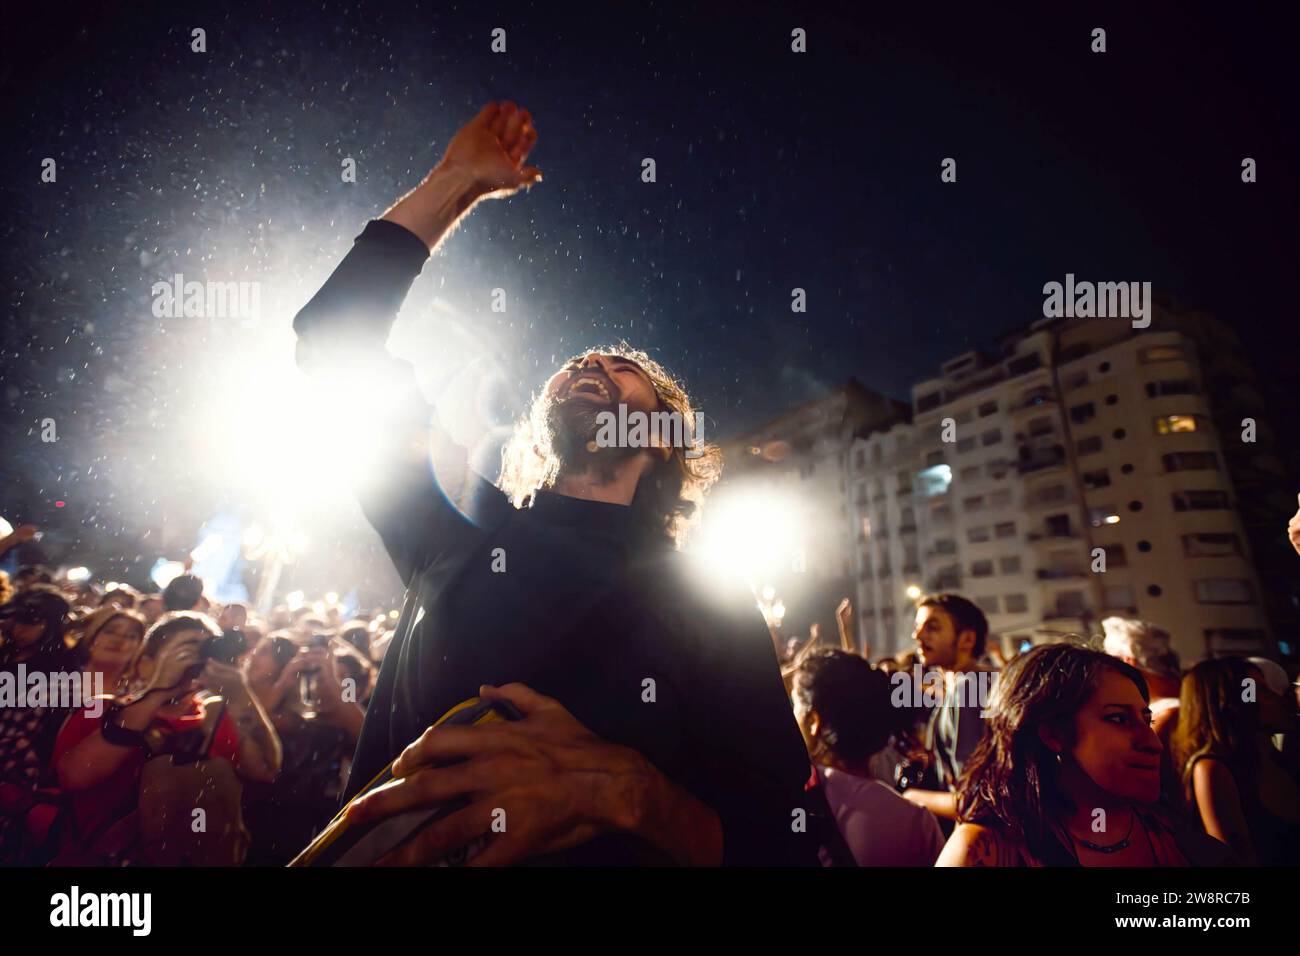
[242,632,366,864]
[51,611,281,865]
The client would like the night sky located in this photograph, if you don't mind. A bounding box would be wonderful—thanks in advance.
[2,1,1296,595]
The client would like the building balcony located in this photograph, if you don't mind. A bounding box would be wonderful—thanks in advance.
[1017,446,1067,474]
[1036,568,1087,581]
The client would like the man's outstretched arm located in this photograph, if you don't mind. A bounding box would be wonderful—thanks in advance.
[292,101,541,580]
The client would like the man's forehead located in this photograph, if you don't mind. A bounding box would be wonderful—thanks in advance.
[564,353,651,377]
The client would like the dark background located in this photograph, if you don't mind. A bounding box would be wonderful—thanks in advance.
[2,0,1297,599]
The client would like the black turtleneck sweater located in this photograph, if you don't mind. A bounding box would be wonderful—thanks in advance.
[293,219,817,865]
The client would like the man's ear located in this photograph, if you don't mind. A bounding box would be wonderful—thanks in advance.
[807,709,821,739]
[957,628,977,656]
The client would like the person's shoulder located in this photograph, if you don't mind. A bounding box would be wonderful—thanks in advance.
[935,822,1016,867]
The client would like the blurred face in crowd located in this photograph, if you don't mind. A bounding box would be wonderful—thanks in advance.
[912,605,969,670]
[89,614,145,670]
[6,605,49,649]
[1055,669,1162,805]
[139,596,163,625]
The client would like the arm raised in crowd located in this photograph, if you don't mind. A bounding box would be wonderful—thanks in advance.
[291,102,541,583]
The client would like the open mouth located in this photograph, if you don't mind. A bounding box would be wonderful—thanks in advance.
[566,373,615,402]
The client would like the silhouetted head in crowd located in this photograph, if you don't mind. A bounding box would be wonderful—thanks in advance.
[98,585,141,610]
[1102,617,1180,688]
[791,649,906,773]
[957,643,1162,861]
[912,593,988,671]
[162,573,206,612]
[0,584,73,665]
[15,565,53,591]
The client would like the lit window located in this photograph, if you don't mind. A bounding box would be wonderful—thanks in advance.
[1155,414,1200,434]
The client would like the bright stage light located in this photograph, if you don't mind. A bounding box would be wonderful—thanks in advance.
[65,566,91,583]
[150,559,185,589]
[690,488,804,590]
[906,584,922,601]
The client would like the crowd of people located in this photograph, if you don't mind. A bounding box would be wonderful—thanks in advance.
[0,524,400,866]
[4,98,1300,868]
[775,591,1300,866]
[3,514,1298,866]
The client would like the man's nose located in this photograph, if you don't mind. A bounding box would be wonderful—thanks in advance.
[580,353,607,371]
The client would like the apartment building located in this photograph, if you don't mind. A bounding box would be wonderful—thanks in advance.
[847,310,1282,664]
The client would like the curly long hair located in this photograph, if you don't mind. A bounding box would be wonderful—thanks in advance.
[955,642,1151,862]
[497,344,721,549]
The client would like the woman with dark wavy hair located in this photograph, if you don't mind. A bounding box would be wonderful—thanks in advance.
[1172,657,1300,866]
[937,642,1227,866]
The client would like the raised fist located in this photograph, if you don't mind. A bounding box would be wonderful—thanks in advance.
[440,100,541,198]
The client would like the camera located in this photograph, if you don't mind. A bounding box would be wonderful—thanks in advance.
[200,628,246,666]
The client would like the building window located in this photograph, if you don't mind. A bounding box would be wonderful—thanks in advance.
[960,464,981,482]
[1145,379,1197,398]
[934,538,957,555]
[1004,594,1028,614]
[1028,416,1054,438]
[991,488,1012,509]
[1113,428,1127,440]
[971,560,994,578]
[986,458,1009,479]
[1069,402,1096,424]
[1204,628,1269,655]
[1007,354,1042,376]
[981,429,1003,446]
[917,391,942,413]
[1140,345,1185,363]
[975,595,1000,615]
[925,450,946,467]
[1172,490,1230,512]
[978,400,998,417]
[1055,591,1088,616]
[999,556,1022,574]
[1103,585,1136,610]
[1163,451,1218,472]
[1155,414,1203,434]
[967,526,991,544]
[1137,540,1152,552]
[1182,533,1242,558]
[1100,544,1128,568]
[1104,394,1118,406]
[1194,579,1255,604]
[1082,468,1111,490]
[1147,584,1163,597]
[957,436,976,453]
[932,505,953,522]
[963,495,986,512]
[995,521,1017,539]
[1076,435,1103,456]
[1064,371,1089,391]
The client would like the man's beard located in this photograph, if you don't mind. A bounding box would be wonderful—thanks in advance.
[544,395,640,484]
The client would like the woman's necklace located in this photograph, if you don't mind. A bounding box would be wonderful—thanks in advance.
[1070,808,1136,854]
